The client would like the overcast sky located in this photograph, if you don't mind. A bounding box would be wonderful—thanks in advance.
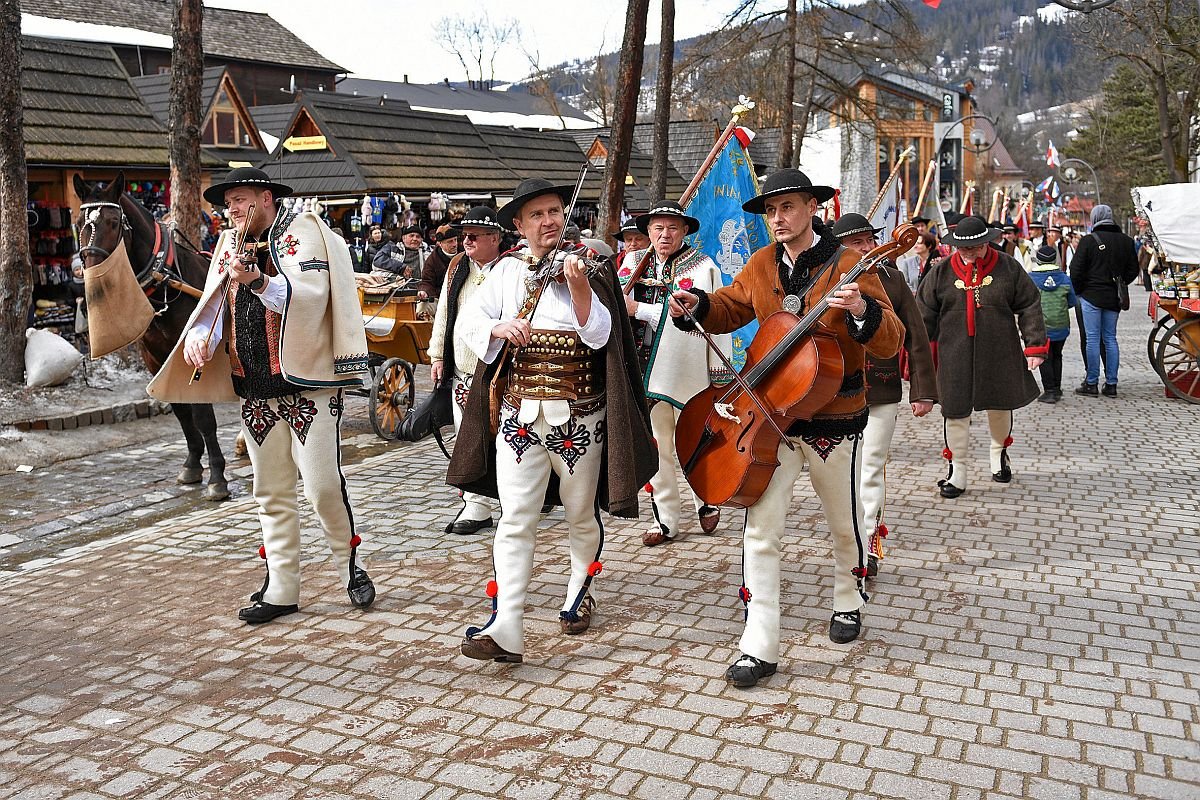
[207,0,757,83]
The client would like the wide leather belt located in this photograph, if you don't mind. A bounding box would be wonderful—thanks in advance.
[508,329,604,402]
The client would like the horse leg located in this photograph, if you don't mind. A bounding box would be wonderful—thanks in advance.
[192,403,230,502]
[173,403,205,485]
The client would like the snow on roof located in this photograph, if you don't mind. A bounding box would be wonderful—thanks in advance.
[21,13,172,49]
[406,106,601,131]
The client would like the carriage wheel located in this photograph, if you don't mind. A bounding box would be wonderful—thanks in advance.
[369,358,415,439]
[1146,315,1175,378]
[1155,317,1200,404]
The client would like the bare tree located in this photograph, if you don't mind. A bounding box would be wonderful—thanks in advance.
[778,0,797,168]
[1075,0,1200,182]
[522,46,569,130]
[650,0,675,201]
[169,0,203,247]
[433,13,519,90]
[0,0,30,383]
[598,0,650,238]
[578,41,615,126]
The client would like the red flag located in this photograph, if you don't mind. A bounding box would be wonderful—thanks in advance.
[923,0,941,7]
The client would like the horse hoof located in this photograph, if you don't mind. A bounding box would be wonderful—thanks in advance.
[206,483,231,502]
[177,468,203,485]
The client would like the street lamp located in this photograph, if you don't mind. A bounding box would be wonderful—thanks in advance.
[1058,157,1101,204]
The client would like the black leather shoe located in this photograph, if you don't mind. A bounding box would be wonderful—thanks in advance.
[449,517,493,535]
[1075,382,1098,397]
[347,567,375,610]
[1037,390,1057,404]
[540,504,554,514]
[1101,383,1117,397]
[1053,389,1063,400]
[238,601,298,625]
[866,554,879,578]
[992,466,1012,483]
[725,654,777,688]
[829,610,862,643]
[460,634,523,663]
[938,479,965,498]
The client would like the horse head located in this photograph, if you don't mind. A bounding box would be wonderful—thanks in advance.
[73,171,134,269]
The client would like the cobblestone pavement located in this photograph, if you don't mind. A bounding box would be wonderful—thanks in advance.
[1,306,1198,799]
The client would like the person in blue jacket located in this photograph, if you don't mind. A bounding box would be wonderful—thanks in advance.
[1031,244,1077,403]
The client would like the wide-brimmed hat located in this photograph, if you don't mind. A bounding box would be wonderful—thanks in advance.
[203,166,292,205]
[742,168,837,213]
[1002,223,1017,233]
[830,213,883,241]
[611,218,642,240]
[458,205,503,232]
[1030,219,1045,229]
[944,211,962,229]
[945,215,1003,247]
[636,200,700,235]
[497,178,574,229]
[910,215,931,224]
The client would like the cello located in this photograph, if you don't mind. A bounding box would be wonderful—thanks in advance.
[675,224,918,508]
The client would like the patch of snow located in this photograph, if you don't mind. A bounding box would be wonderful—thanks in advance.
[406,106,601,130]
[1037,4,1074,23]
[21,14,173,49]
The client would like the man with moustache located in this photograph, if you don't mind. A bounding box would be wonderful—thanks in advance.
[148,167,375,625]
[669,169,904,687]
[448,178,655,664]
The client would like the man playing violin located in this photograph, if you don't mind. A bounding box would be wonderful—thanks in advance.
[148,167,375,626]
[448,177,656,664]
[670,168,903,688]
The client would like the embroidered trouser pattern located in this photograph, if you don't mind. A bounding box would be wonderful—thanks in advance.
[739,434,868,664]
[241,389,363,606]
[942,410,1014,489]
[647,400,702,535]
[452,371,495,523]
[471,401,605,655]
[860,402,899,532]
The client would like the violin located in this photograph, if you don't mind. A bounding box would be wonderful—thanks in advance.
[189,202,257,385]
[674,223,918,509]
[518,242,609,284]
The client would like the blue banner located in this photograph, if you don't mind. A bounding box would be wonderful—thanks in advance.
[683,131,771,369]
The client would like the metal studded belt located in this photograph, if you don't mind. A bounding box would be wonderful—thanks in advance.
[508,329,604,402]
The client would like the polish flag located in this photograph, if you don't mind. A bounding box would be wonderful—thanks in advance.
[1046,139,1061,169]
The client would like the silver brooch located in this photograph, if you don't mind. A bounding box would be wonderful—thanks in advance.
[782,294,802,314]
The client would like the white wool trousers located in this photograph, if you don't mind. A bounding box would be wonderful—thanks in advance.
[241,389,363,606]
[942,410,1014,489]
[452,371,496,523]
[647,400,702,536]
[470,401,606,655]
[740,433,869,664]
[860,402,899,532]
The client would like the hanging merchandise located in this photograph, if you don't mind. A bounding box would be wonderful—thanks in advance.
[348,214,363,236]
[428,191,448,222]
[371,196,384,225]
[360,195,372,226]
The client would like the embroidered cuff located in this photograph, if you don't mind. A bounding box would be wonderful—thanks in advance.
[846,294,882,344]
[671,288,709,332]
[1024,341,1051,356]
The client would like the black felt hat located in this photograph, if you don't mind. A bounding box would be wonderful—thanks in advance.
[945,215,1004,247]
[497,178,574,229]
[635,200,700,235]
[830,213,883,240]
[611,218,641,240]
[910,214,932,224]
[742,168,837,213]
[203,166,292,206]
[458,205,503,232]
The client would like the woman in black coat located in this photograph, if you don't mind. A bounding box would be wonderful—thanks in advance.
[1068,205,1140,397]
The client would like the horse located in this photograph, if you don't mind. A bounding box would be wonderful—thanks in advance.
[73,172,231,501]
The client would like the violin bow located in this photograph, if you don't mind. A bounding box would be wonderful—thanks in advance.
[678,302,795,450]
[189,202,256,385]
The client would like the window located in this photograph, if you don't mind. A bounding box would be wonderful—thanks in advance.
[201,87,244,148]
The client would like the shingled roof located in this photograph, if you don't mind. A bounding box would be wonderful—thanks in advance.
[474,126,602,201]
[567,131,689,210]
[631,120,720,183]
[252,93,519,198]
[131,66,266,164]
[21,35,220,169]
[22,0,343,72]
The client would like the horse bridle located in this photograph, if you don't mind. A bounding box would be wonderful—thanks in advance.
[77,199,181,293]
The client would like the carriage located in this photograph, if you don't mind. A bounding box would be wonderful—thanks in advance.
[356,284,434,438]
[1136,183,1200,404]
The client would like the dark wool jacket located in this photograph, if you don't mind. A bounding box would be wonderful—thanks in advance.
[419,246,456,299]
[917,251,1047,419]
[1068,223,1139,311]
[868,262,937,406]
[680,240,904,438]
[446,260,657,518]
